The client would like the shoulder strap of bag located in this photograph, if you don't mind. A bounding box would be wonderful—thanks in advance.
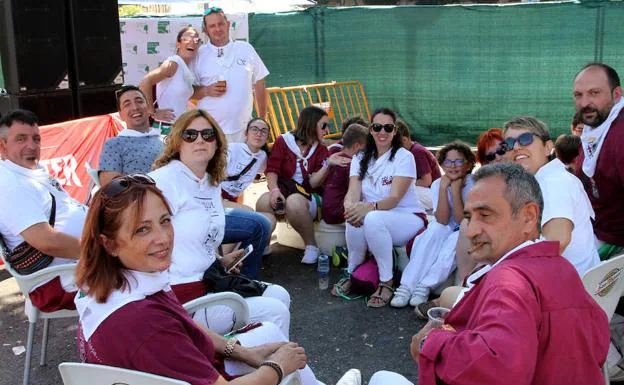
[49,193,56,227]
[226,158,258,182]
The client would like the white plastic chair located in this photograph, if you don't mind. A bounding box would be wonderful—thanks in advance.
[0,239,78,385]
[582,254,624,385]
[58,363,189,385]
[59,362,300,385]
[182,291,250,331]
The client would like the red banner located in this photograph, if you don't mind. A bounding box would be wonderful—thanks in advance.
[39,114,122,203]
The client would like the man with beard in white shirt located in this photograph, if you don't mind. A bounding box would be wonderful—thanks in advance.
[0,109,86,312]
[98,85,164,187]
[192,7,269,144]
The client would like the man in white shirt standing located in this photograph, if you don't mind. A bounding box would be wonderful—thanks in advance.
[0,109,86,312]
[193,7,269,144]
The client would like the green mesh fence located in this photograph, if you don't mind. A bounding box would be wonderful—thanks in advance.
[250,2,624,146]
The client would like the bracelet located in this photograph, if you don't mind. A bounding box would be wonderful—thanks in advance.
[260,360,284,385]
[223,338,238,359]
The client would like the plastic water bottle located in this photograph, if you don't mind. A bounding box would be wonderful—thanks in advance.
[318,254,330,290]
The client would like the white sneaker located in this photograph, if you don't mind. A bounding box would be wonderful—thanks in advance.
[409,285,430,307]
[335,369,361,385]
[301,245,320,264]
[390,285,412,308]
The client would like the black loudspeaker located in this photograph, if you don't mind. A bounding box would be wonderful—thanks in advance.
[0,91,75,125]
[66,0,123,89]
[0,0,70,94]
[75,84,122,118]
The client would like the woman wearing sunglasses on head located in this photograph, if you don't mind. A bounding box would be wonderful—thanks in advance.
[256,106,345,264]
[139,27,200,134]
[503,116,599,277]
[148,109,291,337]
[333,107,427,307]
[75,176,321,385]
[392,141,476,309]
[476,128,506,165]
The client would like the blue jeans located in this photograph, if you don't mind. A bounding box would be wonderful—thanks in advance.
[223,208,271,279]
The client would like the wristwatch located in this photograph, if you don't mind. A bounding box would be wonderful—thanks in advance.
[419,336,427,352]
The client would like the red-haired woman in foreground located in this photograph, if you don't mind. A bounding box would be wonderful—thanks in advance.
[74,175,320,385]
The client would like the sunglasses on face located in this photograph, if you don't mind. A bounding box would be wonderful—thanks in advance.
[101,174,155,201]
[484,146,507,162]
[181,128,216,143]
[180,35,200,43]
[203,7,223,15]
[319,122,329,130]
[249,126,269,136]
[503,132,549,150]
[370,123,395,133]
[442,159,466,168]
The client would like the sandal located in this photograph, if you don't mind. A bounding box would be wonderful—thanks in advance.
[367,282,395,308]
[331,275,363,301]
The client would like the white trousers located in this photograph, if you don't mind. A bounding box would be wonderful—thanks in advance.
[369,370,414,385]
[400,222,458,291]
[193,284,291,338]
[346,211,424,282]
[226,321,320,385]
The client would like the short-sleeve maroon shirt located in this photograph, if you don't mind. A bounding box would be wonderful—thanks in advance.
[410,142,441,184]
[78,290,223,385]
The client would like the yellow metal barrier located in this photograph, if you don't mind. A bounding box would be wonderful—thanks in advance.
[254,80,370,145]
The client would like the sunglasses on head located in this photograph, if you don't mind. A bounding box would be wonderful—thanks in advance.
[484,146,507,162]
[442,159,466,168]
[370,123,395,133]
[203,7,223,15]
[181,128,216,143]
[101,174,155,201]
[503,132,549,150]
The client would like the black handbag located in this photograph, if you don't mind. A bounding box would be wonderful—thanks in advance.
[6,194,56,275]
[202,261,267,298]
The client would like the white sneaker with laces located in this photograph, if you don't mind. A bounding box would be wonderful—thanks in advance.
[335,369,361,385]
[409,285,430,307]
[301,245,320,264]
[390,285,412,308]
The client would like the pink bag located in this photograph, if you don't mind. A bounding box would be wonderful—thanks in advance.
[350,258,380,295]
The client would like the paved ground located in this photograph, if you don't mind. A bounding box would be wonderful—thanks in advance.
[0,244,425,385]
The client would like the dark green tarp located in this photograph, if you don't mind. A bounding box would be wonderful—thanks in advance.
[250,2,624,145]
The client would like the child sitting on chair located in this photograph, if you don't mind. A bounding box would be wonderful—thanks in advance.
[321,124,369,225]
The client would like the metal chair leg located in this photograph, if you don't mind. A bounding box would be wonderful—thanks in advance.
[40,318,50,366]
[604,364,610,385]
[23,321,36,385]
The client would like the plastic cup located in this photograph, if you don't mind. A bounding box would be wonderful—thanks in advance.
[427,307,450,328]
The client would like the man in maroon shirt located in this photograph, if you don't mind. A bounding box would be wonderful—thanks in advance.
[573,63,624,260]
[396,120,441,210]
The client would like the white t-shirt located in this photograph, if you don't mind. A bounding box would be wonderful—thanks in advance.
[221,143,267,198]
[155,55,196,121]
[535,158,599,277]
[0,160,86,290]
[350,147,424,214]
[193,40,269,135]
[149,160,225,284]
[430,174,474,230]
